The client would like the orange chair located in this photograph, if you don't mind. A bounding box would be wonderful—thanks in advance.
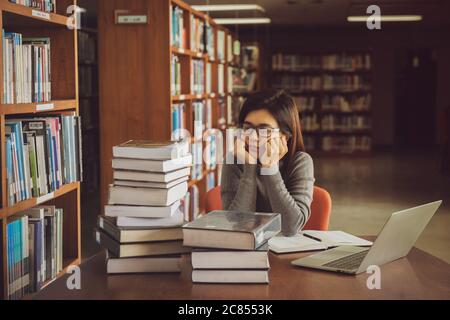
[205,186,332,231]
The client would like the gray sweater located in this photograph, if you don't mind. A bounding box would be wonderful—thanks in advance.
[221,152,315,236]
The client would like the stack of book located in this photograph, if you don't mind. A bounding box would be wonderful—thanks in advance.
[96,140,193,274]
[8,0,56,13]
[183,211,281,284]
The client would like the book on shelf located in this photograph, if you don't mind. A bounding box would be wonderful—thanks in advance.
[191,59,205,95]
[96,230,190,258]
[191,142,203,180]
[79,66,95,97]
[172,103,186,141]
[7,205,63,300]
[112,154,192,173]
[106,255,182,274]
[205,22,215,59]
[8,0,56,13]
[217,30,225,62]
[183,211,281,251]
[2,32,51,104]
[171,54,181,96]
[322,54,371,71]
[113,140,190,160]
[181,184,200,222]
[321,114,371,132]
[206,62,212,93]
[227,34,233,63]
[105,200,181,219]
[170,4,186,49]
[321,94,371,112]
[98,216,183,243]
[5,115,82,206]
[322,135,372,152]
[218,63,225,94]
[190,15,205,53]
[78,31,96,64]
[108,182,188,207]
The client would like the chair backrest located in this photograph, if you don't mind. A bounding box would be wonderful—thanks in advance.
[204,186,332,231]
[304,186,332,231]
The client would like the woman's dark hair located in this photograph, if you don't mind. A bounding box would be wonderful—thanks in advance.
[239,90,305,172]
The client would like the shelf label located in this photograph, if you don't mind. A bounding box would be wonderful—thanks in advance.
[179,95,186,100]
[36,103,55,111]
[210,93,216,98]
[115,10,148,25]
[178,48,185,54]
[32,10,50,20]
[196,53,202,58]
[37,192,54,205]
[196,94,202,99]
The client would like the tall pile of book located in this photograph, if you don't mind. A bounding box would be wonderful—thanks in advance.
[96,140,193,274]
[5,115,82,206]
[3,31,52,104]
[183,211,281,284]
[7,205,64,300]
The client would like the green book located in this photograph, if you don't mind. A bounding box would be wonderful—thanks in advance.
[23,132,40,198]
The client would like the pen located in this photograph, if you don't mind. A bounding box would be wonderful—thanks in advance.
[303,233,322,242]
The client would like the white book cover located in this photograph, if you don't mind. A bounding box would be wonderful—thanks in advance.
[116,209,185,228]
[114,176,188,189]
[113,167,190,183]
[112,154,192,173]
[105,200,181,219]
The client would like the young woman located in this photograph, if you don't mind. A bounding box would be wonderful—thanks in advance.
[221,90,315,236]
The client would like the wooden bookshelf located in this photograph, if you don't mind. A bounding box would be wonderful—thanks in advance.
[98,0,245,218]
[0,0,81,300]
[270,51,373,155]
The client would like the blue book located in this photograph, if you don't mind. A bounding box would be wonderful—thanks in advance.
[7,223,12,300]
[6,122,26,200]
[6,136,14,205]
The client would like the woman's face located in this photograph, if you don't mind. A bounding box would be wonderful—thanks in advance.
[242,109,284,156]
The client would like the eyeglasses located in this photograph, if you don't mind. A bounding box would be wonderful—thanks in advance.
[240,124,281,138]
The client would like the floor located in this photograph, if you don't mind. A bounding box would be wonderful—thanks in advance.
[314,149,450,263]
[81,149,450,264]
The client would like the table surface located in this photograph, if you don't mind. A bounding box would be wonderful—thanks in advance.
[34,239,450,300]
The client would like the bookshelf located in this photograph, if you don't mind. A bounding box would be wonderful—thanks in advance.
[0,0,81,300]
[271,51,373,155]
[98,0,246,220]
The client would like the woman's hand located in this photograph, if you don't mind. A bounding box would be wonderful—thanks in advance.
[234,135,257,165]
[259,135,288,169]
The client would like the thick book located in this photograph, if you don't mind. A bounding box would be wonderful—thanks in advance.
[106,256,182,274]
[113,140,190,160]
[112,154,192,173]
[113,167,190,183]
[105,201,181,219]
[114,176,189,189]
[183,211,281,250]
[96,230,191,258]
[192,270,269,284]
[116,210,185,228]
[108,182,188,207]
[98,216,183,243]
[192,244,270,270]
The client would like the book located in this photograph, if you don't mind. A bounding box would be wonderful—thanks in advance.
[106,256,182,274]
[191,245,270,270]
[7,0,56,13]
[108,182,188,207]
[114,176,188,189]
[105,201,181,219]
[113,167,190,183]
[192,270,269,284]
[112,154,192,173]
[183,211,282,251]
[269,231,373,254]
[98,216,183,243]
[116,210,185,228]
[95,230,191,258]
[113,140,189,160]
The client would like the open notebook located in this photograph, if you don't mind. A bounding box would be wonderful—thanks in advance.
[269,231,373,254]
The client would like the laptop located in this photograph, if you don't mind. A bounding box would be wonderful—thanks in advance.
[291,201,442,275]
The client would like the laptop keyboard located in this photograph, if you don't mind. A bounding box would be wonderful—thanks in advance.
[323,250,370,271]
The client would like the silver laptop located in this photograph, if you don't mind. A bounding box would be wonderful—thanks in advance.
[292,201,442,275]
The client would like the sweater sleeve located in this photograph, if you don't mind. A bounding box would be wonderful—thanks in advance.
[221,163,258,212]
[260,152,315,236]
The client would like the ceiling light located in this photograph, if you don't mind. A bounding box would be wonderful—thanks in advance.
[214,18,271,25]
[347,15,423,22]
[192,4,265,12]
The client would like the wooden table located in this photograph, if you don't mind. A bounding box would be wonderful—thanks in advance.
[34,242,450,300]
